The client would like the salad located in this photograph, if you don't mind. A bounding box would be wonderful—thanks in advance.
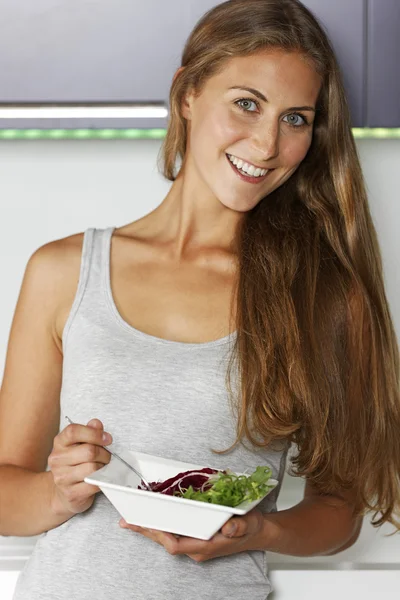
[137,465,275,507]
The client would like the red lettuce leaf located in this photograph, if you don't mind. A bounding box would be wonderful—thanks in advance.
[138,467,224,495]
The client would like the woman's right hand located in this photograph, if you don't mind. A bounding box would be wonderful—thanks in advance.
[48,418,113,516]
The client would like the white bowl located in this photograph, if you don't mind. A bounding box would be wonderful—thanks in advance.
[84,450,279,540]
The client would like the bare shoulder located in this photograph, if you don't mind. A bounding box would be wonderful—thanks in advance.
[29,231,84,265]
[27,232,86,347]
[33,222,151,343]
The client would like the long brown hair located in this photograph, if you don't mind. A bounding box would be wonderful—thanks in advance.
[158,0,400,533]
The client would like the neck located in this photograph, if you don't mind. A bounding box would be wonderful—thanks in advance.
[145,171,243,263]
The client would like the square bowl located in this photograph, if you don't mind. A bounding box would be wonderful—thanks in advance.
[84,450,278,540]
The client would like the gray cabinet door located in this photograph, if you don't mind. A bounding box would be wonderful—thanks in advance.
[1,0,397,129]
[367,0,400,127]
[0,0,195,129]
[0,1,185,103]
[0,0,227,130]
[302,0,366,128]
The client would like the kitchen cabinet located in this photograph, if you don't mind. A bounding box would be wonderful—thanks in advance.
[0,1,187,129]
[0,2,398,134]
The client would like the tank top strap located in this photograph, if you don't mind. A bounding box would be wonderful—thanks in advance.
[88,226,116,292]
[62,226,116,349]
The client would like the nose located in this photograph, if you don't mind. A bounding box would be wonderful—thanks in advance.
[251,122,280,162]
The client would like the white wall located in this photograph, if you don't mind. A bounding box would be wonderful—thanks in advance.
[0,138,399,598]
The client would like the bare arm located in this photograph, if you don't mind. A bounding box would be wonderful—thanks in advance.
[260,481,363,557]
[0,467,73,536]
[0,239,80,536]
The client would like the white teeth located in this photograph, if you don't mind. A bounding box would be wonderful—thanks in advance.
[227,154,269,177]
[247,164,255,176]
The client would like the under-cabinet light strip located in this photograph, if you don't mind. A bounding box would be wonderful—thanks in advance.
[0,129,167,139]
[0,128,400,140]
[0,106,168,119]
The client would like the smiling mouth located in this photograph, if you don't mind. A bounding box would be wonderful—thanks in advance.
[226,153,273,183]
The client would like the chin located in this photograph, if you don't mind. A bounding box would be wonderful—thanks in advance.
[217,195,262,213]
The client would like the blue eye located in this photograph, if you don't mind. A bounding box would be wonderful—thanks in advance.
[283,113,308,128]
[235,98,259,112]
[235,98,310,128]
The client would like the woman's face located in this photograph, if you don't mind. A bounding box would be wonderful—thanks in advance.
[181,49,322,212]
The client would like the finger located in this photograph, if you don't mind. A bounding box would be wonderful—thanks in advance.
[221,518,242,537]
[118,518,249,554]
[53,461,106,486]
[56,422,112,450]
[119,522,247,560]
[169,531,251,561]
[221,510,264,538]
[119,522,183,549]
[49,443,112,467]
[87,419,104,429]
[120,521,175,539]
[156,533,212,556]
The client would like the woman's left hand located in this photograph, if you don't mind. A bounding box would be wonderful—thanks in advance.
[118,508,272,562]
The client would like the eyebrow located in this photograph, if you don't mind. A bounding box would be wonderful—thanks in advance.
[228,86,316,112]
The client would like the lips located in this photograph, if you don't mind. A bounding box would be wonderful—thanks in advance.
[226,153,268,175]
[226,153,272,184]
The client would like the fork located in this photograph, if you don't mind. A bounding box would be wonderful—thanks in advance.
[65,416,152,491]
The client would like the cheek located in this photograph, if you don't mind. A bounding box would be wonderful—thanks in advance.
[213,111,246,141]
[193,107,245,151]
[282,135,312,166]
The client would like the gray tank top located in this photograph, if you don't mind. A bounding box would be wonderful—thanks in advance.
[13,226,289,600]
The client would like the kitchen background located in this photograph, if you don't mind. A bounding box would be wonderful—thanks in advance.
[0,0,399,598]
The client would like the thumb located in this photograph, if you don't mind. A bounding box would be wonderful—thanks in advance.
[87,418,104,430]
[221,518,245,538]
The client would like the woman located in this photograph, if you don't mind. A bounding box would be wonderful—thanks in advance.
[2,1,399,599]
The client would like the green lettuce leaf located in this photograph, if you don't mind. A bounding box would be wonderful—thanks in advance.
[173,465,274,507]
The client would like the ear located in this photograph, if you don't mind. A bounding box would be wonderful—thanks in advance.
[172,67,196,121]
[181,87,196,121]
